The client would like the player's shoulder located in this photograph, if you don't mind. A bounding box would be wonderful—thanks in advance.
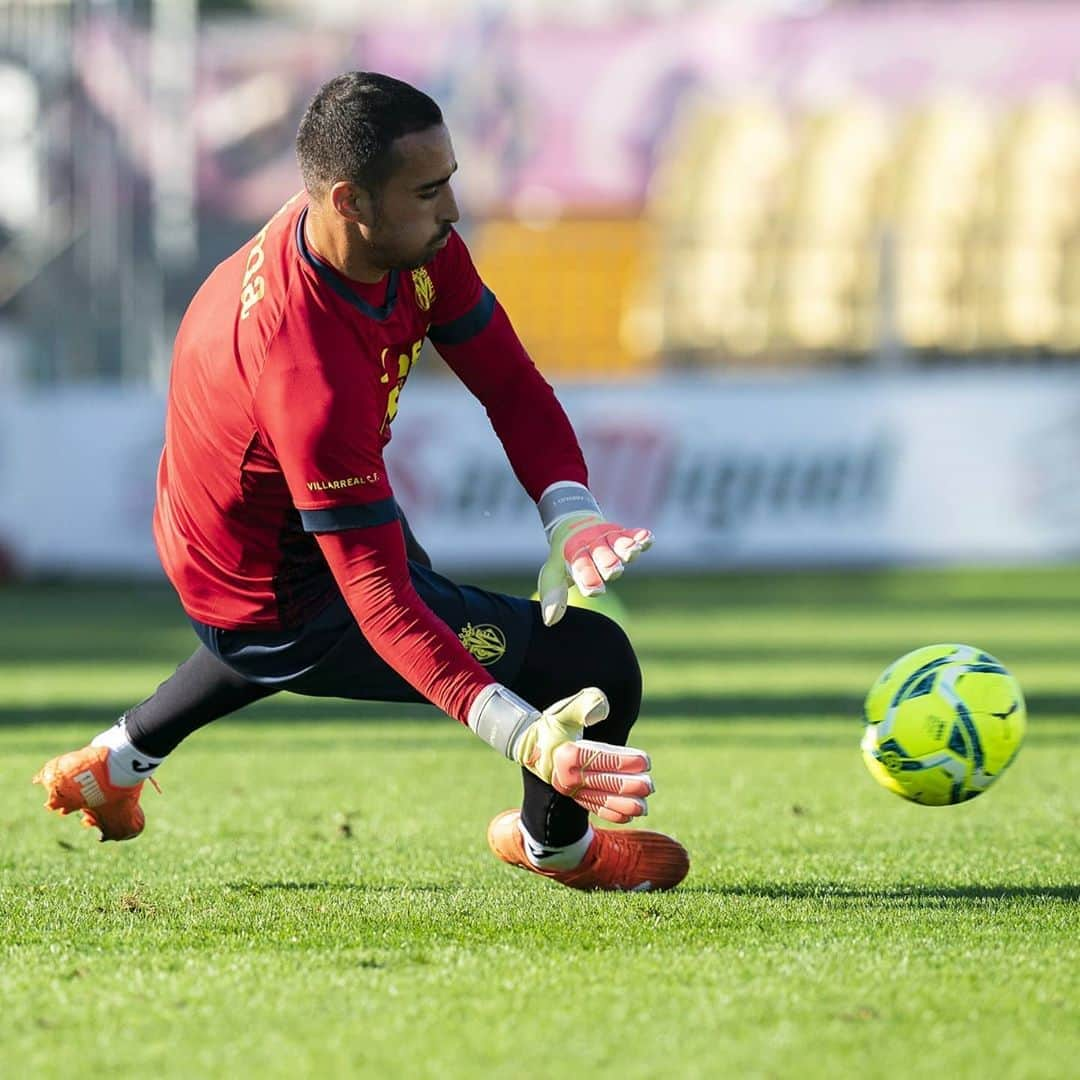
[240,194,337,356]
[186,193,307,342]
[241,192,308,320]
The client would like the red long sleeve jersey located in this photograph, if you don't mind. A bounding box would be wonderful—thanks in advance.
[154,193,587,722]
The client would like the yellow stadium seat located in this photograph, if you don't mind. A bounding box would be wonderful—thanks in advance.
[981,91,1080,350]
[643,99,790,359]
[769,100,890,353]
[640,87,1080,362]
[889,96,994,349]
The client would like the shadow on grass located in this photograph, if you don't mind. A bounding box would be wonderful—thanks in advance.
[684,882,1080,902]
[2,691,1080,729]
[203,880,1080,904]
[639,643,1080,664]
[223,881,452,894]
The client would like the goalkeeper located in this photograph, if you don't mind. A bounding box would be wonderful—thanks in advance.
[33,72,688,893]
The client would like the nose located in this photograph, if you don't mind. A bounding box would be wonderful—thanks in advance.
[441,185,460,225]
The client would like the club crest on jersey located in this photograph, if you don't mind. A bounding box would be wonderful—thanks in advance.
[458,622,507,665]
[411,267,435,312]
[380,338,424,432]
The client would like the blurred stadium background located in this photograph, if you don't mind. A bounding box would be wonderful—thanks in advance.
[3,0,1080,578]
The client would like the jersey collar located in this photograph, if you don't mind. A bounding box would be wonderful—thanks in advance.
[295,206,398,321]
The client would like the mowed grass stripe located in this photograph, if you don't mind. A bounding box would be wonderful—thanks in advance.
[1,567,1078,1079]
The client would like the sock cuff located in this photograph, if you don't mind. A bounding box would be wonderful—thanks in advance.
[518,819,594,871]
[92,719,163,786]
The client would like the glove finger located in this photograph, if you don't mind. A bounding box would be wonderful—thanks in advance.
[551,740,650,794]
[546,689,610,737]
[537,560,569,627]
[574,770,654,797]
[571,789,649,819]
[565,528,629,583]
[589,544,625,583]
[573,738,652,768]
[539,585,568,627]
[569,554,606,596]
[612,529,653,563]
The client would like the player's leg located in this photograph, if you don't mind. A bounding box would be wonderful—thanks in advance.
[508,604,641,851]
[32,504,431,842]
[488,606,689,891]
[33,646,277,840]
[203,568,686,892]
[122,644,280,755]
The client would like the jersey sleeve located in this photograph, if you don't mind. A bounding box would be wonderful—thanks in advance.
[424,231,587,499]
[254,307,397,533]
[316,522,494,724]
[426,229,497,348]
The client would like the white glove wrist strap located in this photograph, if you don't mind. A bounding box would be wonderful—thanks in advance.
[466,684,538,760]
[537,481,601,541]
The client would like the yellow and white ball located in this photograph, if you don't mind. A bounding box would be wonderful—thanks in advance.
[861,644,1026,806]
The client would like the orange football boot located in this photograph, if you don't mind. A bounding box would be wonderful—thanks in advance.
[487,809,689,892]
[33,745,152,841]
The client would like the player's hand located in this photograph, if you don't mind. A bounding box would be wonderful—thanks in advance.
[514,688,654,823]
[537,512,653,627]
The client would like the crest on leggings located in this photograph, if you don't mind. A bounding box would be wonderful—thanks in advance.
[459,622,506,665]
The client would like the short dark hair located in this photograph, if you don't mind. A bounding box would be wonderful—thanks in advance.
[296,72,443,198]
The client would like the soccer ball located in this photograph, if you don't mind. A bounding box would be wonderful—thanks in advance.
[861,644,1026,805]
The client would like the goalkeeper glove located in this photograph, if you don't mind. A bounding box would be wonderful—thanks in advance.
[536,482,652,627]
[467,684,653,823]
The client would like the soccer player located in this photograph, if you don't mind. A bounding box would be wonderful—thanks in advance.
[33,73,689,892]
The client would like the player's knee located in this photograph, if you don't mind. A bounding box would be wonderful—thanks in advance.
[563,607,642,745]
[514,604,643,744]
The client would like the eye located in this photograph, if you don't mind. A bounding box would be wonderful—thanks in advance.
[419,190,439,201]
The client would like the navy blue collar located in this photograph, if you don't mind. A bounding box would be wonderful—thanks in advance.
[295,206,398,321]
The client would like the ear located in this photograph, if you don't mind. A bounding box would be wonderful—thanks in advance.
[329,181,376,234]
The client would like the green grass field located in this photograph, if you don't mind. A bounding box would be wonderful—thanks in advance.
[2,568,1078,1078]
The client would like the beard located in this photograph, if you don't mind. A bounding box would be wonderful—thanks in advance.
[368,221,451,271]
[367,235,443,272]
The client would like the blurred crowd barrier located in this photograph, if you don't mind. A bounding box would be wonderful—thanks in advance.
[3,0,1080,384]
[3,370,1080,577]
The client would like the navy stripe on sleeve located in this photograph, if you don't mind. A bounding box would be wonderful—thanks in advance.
[298,497,400,533]
[427,286,496,345]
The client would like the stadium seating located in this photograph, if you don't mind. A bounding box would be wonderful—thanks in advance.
[647,99,791,358]
[888,94,993,352]
[464,87,1080,374]
[991,90,1080,350]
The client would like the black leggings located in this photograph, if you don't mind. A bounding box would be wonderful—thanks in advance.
[125,605,641,847]
[510,606,642,846]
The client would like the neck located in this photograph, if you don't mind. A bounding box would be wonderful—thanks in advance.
[304,203,387,285]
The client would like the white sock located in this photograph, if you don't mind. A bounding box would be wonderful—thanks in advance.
[91,719,163,787]
[519,820,594,871]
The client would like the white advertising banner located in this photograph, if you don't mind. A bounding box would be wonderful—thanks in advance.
[387,372,1080,570]
[0,388,166,573]
[1,371,1079,575]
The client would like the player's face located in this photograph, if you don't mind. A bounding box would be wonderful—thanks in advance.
[367,124,460,270]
